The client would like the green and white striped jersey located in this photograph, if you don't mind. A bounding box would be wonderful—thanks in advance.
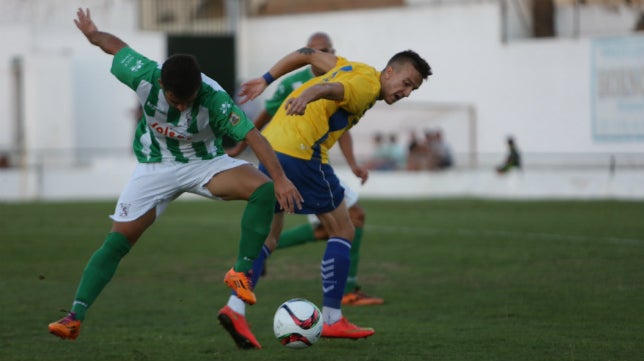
[264,67,314,117]
[111,47,254,163]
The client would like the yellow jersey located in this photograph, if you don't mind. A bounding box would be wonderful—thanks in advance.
[262,57,381,163]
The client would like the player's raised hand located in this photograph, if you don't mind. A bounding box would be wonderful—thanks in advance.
[73,7,127,55]
[74,8,97,37]
[238,77,268,105]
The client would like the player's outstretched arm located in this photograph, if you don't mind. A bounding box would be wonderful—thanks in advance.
[244,129,303,213]
[74,8,127,55]
[238,48,337,104]
[339,131,369,185]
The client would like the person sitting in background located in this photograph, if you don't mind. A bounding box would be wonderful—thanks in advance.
[429,129,453,169]
[406,130,426,171]
[387,133,407,170]
[366,132,398,171]
[496,136,521,174]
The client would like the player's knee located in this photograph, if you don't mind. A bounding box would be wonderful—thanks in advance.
[313,225,328,240]
[349,206,365,228]
[250,181,275,206]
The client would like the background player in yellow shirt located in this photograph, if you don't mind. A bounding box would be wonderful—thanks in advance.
[221,43,431,347]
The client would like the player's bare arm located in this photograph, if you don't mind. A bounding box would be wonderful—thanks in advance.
[284,82,344,115]
[244,129,303,212]
[238,48,337,104]
[74,8,127,55]
[339,132,369,185]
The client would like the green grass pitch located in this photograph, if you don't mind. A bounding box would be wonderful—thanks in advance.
[1,198,643,360]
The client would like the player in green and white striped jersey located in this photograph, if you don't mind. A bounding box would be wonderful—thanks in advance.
[48,8,302,346]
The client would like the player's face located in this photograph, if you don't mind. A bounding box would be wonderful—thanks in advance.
[307,37,334,54]
[164,90,198,112]
[380,62,424,105]
[308,35,335,76]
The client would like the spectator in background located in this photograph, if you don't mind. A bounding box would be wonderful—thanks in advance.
[366,132,398,171]
[496,136,521,174]
[406,130,426,171]
[634,12,644,31]
[387,133,407,170]
[423,129,453,170]
[430,129,453,169]
[0,153,9,168]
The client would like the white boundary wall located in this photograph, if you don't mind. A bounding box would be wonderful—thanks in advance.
[0,0,643,201]
[1,162,643,201]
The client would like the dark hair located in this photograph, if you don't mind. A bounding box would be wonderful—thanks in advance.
[161,54,202,99]
[387,50,432,80]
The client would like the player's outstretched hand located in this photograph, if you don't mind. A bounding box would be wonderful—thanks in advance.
[238,78,268,105]
[273,178,303,214]
[74,8,97,38]
[352,165,369,185]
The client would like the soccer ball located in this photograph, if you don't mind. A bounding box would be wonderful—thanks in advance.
[273,298,323,349]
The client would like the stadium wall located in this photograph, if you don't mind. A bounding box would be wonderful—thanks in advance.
[0,0,642,201]
[1,163,643,201]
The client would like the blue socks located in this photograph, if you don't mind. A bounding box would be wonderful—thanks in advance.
[321,238,351,309]
[250,245,270,287]
[232,244,270,300]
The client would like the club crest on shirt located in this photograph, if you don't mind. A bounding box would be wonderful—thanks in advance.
[228,112,240,126]
[118,202,131,217]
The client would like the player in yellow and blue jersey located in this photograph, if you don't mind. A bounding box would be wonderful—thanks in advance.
[222,44,432,345]
[225,31,383,309]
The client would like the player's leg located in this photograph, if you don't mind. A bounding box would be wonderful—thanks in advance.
[341,201,384,306]
[217,212,284,350]
[276,221,317,248]
[317,204,374,339]
[317,200,354,315]
[340,185,363,292]
[47,214,156,340]
[204,163,275,305]
[204,162,276,349]
[48,162,175,339]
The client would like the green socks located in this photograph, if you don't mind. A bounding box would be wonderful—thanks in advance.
[71,232,131,320]
[277,223,316,249]
[344,226,363,293]
[235,181,275,272]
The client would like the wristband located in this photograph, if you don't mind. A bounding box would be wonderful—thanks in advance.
[262,72,275,85]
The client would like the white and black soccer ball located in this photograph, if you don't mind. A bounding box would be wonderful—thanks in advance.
[273,298,323,349]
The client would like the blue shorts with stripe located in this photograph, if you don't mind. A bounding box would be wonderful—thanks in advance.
[259,152,344,215]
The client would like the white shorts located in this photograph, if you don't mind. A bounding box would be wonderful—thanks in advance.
[306,178,359,226]
[110,156,249,222]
